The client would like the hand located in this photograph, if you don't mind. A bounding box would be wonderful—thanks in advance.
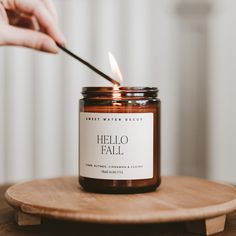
[0,0,65,53]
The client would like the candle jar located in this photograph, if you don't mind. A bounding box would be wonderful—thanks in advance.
[79,87,161,193]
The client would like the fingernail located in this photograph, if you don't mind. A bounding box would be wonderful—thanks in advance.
[57,29,66,46]
[55,41,66,48]
[42,39,59,53]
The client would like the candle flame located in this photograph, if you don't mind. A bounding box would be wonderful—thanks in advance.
[108,52,123,86]
[108,52,123,99]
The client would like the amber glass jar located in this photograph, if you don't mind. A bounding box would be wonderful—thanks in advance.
[79,87,161,193]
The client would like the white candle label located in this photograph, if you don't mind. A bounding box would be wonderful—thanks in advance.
[79,112,154,180]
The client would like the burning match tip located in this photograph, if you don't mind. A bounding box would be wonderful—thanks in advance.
[114,81,120,86]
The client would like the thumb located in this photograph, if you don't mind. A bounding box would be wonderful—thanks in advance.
[1,25,59,53]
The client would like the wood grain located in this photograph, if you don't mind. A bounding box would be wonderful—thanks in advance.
[1,183,236,235]
[5,176,236,224]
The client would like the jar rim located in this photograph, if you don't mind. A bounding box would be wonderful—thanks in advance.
[81,87,158,99]
[82,87,158,94]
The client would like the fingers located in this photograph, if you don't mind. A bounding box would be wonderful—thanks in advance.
[0,3,8,23]
[1,24,59,53]
[2,0,65,45]
[40,0,58,23]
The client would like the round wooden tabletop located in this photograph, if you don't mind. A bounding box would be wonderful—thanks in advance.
[1,180,236,235]
[5,176,236,224]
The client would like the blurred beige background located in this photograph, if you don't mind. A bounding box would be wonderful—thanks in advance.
[0,0,235,184]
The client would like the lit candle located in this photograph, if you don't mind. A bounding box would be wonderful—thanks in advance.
[79,54,161,193]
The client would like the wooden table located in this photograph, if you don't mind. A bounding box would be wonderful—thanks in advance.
[1,184,236,236]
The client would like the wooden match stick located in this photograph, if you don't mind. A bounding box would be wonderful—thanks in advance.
[56,43,120,86]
